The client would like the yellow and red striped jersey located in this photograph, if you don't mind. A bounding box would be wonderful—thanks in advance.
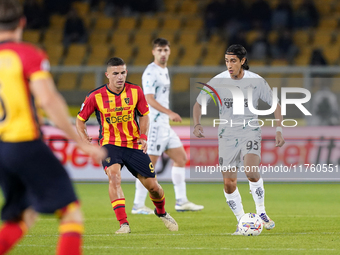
[0,41,51,142]
[77,82,149,149]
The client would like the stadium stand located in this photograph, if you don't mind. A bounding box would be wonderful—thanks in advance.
[57,73,78,90]
[63,44,87,65]
[19,0,340,95]
[79,73,96,91]
[86,45,111,65]
[44,44,64,66]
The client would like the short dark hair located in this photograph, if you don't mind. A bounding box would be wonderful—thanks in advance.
[153,38,170,49]
[107,57,125,67]
[226,44,249,70]
[0,0,23,31]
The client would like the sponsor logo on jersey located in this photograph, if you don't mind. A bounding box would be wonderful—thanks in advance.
[107,107,130,113]
[223,98,248,108]
[106,113,133,124]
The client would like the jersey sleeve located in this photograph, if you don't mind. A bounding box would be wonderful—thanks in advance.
[77,94,97,122]
[136,86,150,116]
[142,68,157,95]
[22,45,51,81]
[259,79,279,106]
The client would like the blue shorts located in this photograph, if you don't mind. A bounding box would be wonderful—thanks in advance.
[102,144,155,178]
[0,140,78,221]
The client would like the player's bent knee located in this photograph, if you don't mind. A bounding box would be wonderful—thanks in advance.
[108,172,121,184]
[147,181,162,196]
[179,157,187,167]
[224,179,237,194]
[148,185,159,194]
[180,154,188,166]
[224,178,237,186]
[174,154,187,167]
[146,182,159,193]
[106,168,122,185]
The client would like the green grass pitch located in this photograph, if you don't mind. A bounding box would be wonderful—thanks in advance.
[2,182,340,255]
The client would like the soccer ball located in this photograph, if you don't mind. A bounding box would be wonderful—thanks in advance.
[237,213,263,236]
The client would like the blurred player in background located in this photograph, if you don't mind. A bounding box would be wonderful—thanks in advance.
[0,0,106,254]
[132,38,204,214]
[193,44,285,234]
[76,57,178,233]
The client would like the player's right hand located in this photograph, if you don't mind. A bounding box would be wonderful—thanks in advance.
[193,124,205,138]
[78,142,107,162]
[137,138,148,153]
[168,111,182,122]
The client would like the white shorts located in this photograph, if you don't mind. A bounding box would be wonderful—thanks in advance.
[219,131,262,169]
[147,124,182,156]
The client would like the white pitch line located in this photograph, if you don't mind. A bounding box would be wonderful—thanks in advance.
[35,215,340,222]
[84,246,337,251]
[274,215,340,218]
[24,231,340,237]
[16,245,337,251]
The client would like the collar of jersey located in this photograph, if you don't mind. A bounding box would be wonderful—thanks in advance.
[106,83,126,96]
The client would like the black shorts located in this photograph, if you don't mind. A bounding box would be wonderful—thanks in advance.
[0,140,78,221]
[102,144,155,178]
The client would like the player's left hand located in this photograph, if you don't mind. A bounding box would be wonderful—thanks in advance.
[275,132,285,147]
[138,138,148,153]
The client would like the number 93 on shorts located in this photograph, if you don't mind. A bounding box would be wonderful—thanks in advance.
[218,134,262,169]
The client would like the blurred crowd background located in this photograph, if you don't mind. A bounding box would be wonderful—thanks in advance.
[20,0,340,126]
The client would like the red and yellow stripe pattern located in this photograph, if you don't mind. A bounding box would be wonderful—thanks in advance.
[78,82,149,149]
[0,42,50,142]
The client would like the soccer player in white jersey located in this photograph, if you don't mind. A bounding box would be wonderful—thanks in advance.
[193,44,285,234]
[132,38,204,214]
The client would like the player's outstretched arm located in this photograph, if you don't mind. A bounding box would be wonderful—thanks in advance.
[145,94,182,122]
[193,102,204,138]
[274,103,285,147]
[138,114,149,153]
[30,77,106,161]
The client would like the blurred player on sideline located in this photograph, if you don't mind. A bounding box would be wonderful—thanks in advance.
[193,44,285,234]
[0,0,106,254]
[76,57,178,234]
[131,38,204,214]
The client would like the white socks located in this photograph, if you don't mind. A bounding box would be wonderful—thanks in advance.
[224,187,245,222]
[249,178,266,215]
[133,178,148,208]
[172,166,188,204]
[224,179,266,221]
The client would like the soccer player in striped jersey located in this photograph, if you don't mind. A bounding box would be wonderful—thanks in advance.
[193,44,285,234]
[132,38,204,215]
[0,1,106,254]
[76,57,178,234]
